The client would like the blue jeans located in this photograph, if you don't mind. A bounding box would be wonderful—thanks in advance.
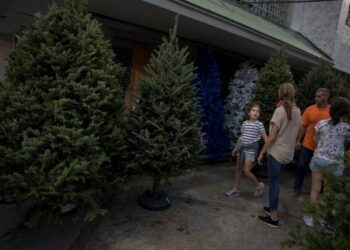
[267,155,284,211]
[294,146,314,191]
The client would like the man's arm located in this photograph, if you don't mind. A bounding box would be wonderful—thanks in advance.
[295,125,306,150]
[296,107,310,150]
[313,131,319,145]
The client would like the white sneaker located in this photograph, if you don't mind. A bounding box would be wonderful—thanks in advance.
[320,223,336,235]
[303,215,314,227]
[254,182,264,197]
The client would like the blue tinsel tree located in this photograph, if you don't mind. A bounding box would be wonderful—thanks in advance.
[196,55,231,160]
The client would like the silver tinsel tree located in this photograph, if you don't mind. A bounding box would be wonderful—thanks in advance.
[224,63,258,144]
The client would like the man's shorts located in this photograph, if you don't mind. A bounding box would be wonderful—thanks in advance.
[310,156,344,177]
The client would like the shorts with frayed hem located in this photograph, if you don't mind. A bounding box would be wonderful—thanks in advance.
[310,156,344,177]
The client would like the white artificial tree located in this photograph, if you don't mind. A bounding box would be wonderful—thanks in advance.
[224,63,258,145]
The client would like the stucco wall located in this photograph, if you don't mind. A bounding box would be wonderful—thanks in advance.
[0,35,14,81]
[333,0,350,73]
[287,1,350,74]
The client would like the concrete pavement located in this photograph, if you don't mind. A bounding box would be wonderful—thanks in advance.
[0,161,308,250]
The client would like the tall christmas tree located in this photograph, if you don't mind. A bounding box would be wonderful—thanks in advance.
[197,55,231,160]
[252,49,294,127]
[126,16,200,209]
[224,62,258,143]
[297,61,349,111]
[0,0,125,226]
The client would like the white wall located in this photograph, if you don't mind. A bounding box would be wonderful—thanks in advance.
[0,35,14,81]
[333,0,350,73]
[287,1,350,74]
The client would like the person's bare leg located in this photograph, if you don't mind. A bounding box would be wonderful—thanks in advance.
[302,172,323,227]
[310,172,323,204]
[226,158,242,196]
[243,160,259,187]
[232,157,242,190]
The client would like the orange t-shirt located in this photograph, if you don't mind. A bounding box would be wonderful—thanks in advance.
[301,104,330,150]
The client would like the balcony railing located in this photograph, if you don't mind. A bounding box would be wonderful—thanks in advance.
[226,0,289,26]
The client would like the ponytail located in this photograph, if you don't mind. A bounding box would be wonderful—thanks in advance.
[283,100,293,121]
[278,83,295,121]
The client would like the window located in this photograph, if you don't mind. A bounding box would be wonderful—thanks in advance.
[346,5,350,26]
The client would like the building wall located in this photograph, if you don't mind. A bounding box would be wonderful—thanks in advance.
[0,35,15,81]
[287,1,350,74]
[333,0,350,73]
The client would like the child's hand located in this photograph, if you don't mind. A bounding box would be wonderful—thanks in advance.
[231,149,236,157]
[258,153,264,165]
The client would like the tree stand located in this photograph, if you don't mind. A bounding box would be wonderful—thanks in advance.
[138,189,171,211]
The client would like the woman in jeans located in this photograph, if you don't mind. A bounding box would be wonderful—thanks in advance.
[257,83,301,228]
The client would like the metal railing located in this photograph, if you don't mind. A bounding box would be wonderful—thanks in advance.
[225,0,289,26]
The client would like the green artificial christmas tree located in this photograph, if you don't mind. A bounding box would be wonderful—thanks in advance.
[0,0,125,227]
[296,61,350,111]
[252,49,294,127]
[126,16,200,210]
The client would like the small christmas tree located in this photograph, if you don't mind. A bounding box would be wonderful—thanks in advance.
[224,62,258,143]
[252,49,294,127]
[282,162,350,249]
[126,16,200,210]
[297,61,350,111]
[0,0,125,226]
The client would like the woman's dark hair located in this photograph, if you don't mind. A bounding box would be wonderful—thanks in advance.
[329,97,350,125]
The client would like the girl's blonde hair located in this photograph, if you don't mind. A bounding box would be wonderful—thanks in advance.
[278,83,295,121]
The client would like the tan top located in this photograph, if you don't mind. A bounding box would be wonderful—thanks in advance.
[268,106,301,164]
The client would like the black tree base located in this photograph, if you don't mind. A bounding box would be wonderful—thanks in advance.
[138,189,171,211]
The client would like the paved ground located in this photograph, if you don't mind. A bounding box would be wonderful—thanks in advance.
[0,161,310,250]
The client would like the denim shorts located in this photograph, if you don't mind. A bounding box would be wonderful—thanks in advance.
[238,149,256,162]
[310,156,344,177]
